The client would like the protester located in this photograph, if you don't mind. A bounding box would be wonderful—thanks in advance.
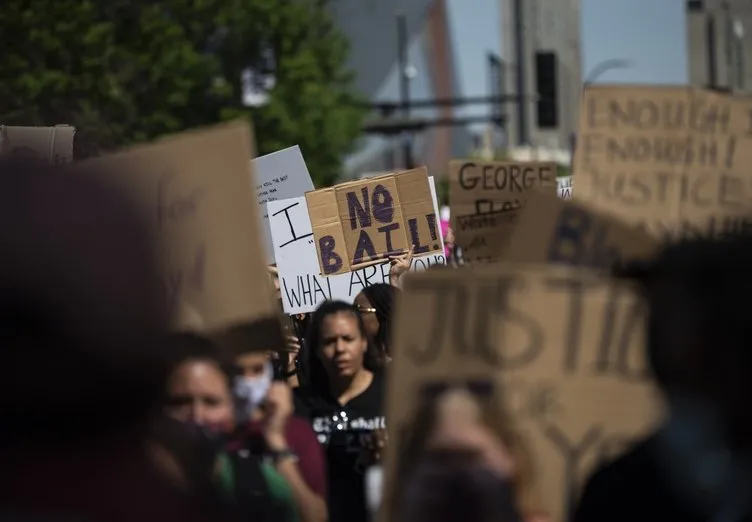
[296,300,386,522]
[441,219,455,262]
[163,333,299,522]
[574,235,752,522]
[354,283,399,363]
[0,160,211,522]
[394,389,523,522]
[231,348,328,522]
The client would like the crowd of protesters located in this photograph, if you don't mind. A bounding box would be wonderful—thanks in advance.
[3,153,752,522]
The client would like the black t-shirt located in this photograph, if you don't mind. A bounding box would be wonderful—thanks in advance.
[295,371,385,522]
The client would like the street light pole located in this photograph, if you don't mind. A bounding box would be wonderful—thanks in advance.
[396,12,413,169]
[584,58,632,85]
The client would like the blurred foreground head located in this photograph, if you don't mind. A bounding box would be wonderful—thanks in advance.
[0,157,169,444]
[395,389,525,522]
[615,233,752,444]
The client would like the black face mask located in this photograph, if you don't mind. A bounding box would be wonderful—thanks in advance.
[151,416,229,491]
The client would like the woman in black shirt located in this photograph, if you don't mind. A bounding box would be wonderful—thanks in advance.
[295,300,385,522]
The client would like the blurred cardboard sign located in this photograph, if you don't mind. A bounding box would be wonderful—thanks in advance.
[382,264,663,522]
[573,85,752,240]
[503,189,658,268]
[449,160,557,262]
[78,121,278,336]
[306,167,442,275]
[0,125,75,165]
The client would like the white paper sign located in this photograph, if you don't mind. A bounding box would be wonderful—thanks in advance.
[269,176,446,314]
[251,146,315,263]
[558,175,572,199]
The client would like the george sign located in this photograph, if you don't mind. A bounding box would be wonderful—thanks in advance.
[78,121,279,335]
[449,160,557,262]
[573,85,752,239]
[250,145,315,264]
[270,177,445,314]
[558,175,572,199]
[503,188,658,268]
[382,265,663,522]
[0,125,75,165]
[307,167,442,275]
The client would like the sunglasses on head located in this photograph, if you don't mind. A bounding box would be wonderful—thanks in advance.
[353,304,377,314]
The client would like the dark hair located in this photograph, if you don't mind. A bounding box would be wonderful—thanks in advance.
[613,234,752,393]
[165,333,234,390]
[360,283,398,357]
[301,300,382,395]
[395,449,523,522]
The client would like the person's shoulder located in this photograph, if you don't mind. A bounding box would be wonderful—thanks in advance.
[369,369,387,393]
[573,435,660,522]
[293,385,329,417]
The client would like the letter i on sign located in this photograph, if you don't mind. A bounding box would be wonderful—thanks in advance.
[408,213,440,254]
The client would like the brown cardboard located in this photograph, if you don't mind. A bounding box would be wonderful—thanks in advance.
[0,125,75,164]
[77,121,278,337]
[449,160,557,262]
[307,167,441,275]
[382,264,663,522]
[573,85,752,239]
[504,188,659,268]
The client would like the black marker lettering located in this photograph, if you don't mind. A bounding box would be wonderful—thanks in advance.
[543,423,603,522]
[272,202,313,247]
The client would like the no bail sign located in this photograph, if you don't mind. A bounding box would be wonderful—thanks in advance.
[306,168,442,275]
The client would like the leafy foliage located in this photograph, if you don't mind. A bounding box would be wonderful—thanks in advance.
[0,0,365,184]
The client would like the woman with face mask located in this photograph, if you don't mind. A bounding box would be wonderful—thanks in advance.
[232,349,328,522]
[161,333,299,522]
[296,300,386,522]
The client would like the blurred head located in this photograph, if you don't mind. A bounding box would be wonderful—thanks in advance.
[615,234,752,444]
[354,283,397,357]
[396,449,523,522]
[0,158,168,446]
[164,333,234,432]
[304,301,381,392]
[394,383,538,516]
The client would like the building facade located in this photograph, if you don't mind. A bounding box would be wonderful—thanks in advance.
[686,0,751,91]
[328,0,472,178]
[499,0,582,151]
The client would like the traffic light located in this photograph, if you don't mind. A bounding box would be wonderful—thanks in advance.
[535,51,558,129]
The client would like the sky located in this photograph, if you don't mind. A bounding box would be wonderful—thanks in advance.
[446,0,687,115]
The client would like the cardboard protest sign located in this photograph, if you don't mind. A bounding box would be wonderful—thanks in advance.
[504,188,658,268]
[382,264,663,522]
[78,121,279,338]
[449,160,557,262]
[0,125,75,164]
[558,175,572,199]
[251,145,315,264]
[307,167,442,275]
[270,176,445,314]
[573,85,752,239]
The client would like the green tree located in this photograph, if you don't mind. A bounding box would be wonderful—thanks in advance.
[0,0,365,185]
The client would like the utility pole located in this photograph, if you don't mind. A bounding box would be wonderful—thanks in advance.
[396,12,413,169]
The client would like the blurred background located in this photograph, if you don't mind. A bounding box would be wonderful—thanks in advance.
[3,0,738,199]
